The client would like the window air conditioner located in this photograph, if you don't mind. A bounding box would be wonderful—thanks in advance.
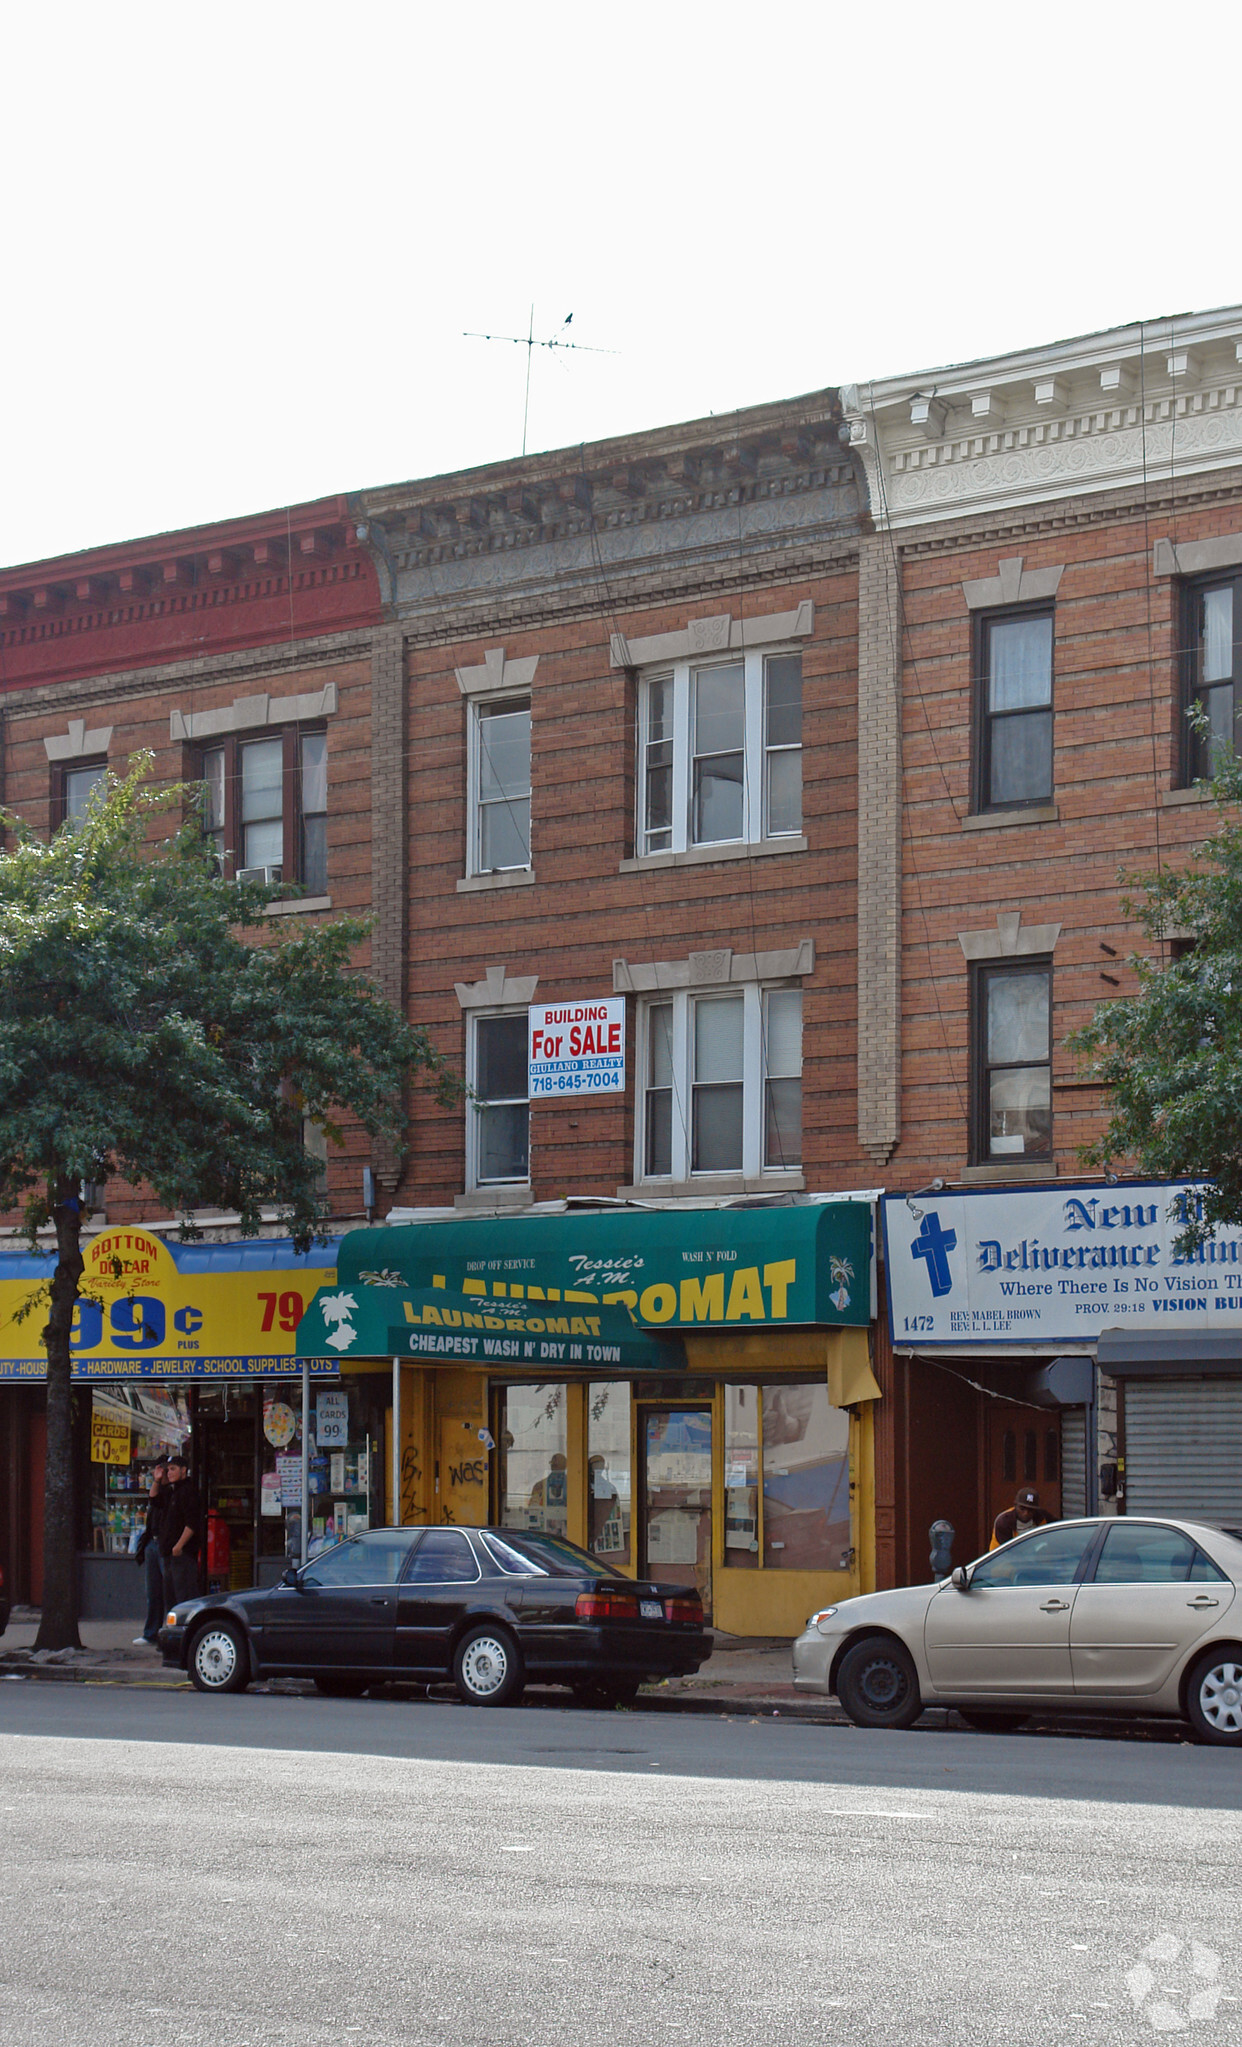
[236,865,283,885]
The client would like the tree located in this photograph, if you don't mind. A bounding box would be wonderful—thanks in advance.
[1071,740,1242,1251]
[0,763,460,1650]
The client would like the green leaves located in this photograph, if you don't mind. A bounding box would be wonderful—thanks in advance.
[1071,743,1242,1249]
[0,759,460,1249]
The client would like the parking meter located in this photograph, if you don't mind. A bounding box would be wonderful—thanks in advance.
[929,1518,955,1580]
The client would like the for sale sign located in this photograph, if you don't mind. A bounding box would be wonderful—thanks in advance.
[529,999,625,1098]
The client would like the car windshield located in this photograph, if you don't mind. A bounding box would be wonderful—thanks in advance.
[489,1530,607,1578]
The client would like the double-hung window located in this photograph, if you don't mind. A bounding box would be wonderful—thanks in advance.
[470,698,531,874]
[1185,576,1240,781]
[975,611,1053,810]
[972,961,1052,1163]
[197,729,328,887]
[640,986,802,1184]
[469,1013,530,1188]
[59,762,107,831]
[637,652,802,855]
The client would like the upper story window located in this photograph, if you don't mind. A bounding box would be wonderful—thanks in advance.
[470,697,531,875]
[469,1012,530,1188]
[198,729,327,888]
[638,652,802,856]
[975,611,1053,810]
[1185,577,1239,782]
[972,960,1051,1165]
[639,985,801,1184]
[60,762,107,831]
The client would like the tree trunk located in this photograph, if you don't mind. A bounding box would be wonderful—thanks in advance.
[34,1190,85,1651]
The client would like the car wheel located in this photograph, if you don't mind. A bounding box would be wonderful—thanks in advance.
[313,1676,368,1698]
[1185,1648,1242,1745]
[453,1625,525,1708]
[957,1710,1028,1734]
[188,1621,249,1695]
[572,1677,642,1709]
[835,1635,922,1730]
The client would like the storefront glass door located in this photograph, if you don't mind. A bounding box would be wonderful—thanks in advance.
[641,1408,712,1618]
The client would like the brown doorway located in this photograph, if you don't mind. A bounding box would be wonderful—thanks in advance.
[639,1407,712,1620]
[985,1400,1062,1540]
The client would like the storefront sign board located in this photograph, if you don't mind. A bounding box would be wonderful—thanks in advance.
[883,1182,1242,1346]
[335,1203,873,1331]
[0,1231,340,1380]
[297,1284,685,1371]
[528,999,625,1097]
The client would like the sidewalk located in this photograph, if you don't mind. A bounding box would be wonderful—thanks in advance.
[0,1608,846,1721]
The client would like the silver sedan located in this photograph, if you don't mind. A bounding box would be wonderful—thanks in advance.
[792,1516,1242,1743]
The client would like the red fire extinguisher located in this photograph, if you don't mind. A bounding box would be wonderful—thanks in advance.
[206,1510,231,1578]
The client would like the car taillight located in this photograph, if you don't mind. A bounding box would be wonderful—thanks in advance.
[664,1597,701,1624]
[576,1589,640,1621]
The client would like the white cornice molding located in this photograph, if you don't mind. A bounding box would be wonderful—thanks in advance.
[957,911,1062,962]
[454,963,540,1011]
[842,307,1242,530]
[170,679,338,742]
[962,556,1064,610]
[612,939,814,993]
[1153,531,1242,577]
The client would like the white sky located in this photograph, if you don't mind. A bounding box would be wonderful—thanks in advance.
[4,0,1239,570]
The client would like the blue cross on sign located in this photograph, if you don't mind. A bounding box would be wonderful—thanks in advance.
[911,1211,957,1298]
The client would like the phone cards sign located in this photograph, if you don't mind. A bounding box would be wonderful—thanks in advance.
[529,999,624,1098]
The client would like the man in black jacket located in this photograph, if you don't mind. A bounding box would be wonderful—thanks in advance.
[162,1451,203,1606]
[133,1458,169,1645]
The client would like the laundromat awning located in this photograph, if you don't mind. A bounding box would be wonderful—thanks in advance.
[296,1282,686,1373]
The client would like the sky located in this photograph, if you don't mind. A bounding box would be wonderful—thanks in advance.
[4,0,1240,570]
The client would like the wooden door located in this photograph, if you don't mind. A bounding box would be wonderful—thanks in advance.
[985,1401,1062,1541]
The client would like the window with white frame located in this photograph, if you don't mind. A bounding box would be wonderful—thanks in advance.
[470,697,531,874]
[469,1013,530,1187]
[639,985,802,1183]
[637,652,802,856]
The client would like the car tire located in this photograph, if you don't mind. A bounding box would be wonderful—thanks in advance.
[313,1676,368,1698]
[956,1710,1028,1734]
[1185,1647,1242,1745]
[188,1620,249,1695]
[453,1625,525,1708]
[571,1677,642,1709]
[835,1635,922,1730]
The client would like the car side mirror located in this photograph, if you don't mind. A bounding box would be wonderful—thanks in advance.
[951,1565,971,1592]
[280,1565,299,1589]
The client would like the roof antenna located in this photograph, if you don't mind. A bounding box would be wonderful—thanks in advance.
[464,306,618,455]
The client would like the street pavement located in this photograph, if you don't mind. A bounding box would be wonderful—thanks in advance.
[0,1683,1239,2047]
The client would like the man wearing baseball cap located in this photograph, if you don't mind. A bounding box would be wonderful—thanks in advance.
[162,1449,203,1608]
[990,1486,1053,1551]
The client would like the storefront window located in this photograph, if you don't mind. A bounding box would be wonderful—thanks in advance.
[497,1385,568,1536]
[89,1386,191,1555]
[723,1385,760,1569]
[721,1382,850,1573]
[762,1384,850,1570]
[260,1380,380,1563]
[588,1381,631,1565]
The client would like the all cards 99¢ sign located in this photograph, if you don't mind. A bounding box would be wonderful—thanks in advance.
[529,999,625,1098]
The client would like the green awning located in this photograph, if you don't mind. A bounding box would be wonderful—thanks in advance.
[335,1201,871,1331]
[297,1281,685,1372]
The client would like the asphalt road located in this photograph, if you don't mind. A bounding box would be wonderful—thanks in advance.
[1,1685,1239,2047]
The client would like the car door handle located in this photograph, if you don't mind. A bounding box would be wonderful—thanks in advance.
[369,1597,392,1608]
[1039,1599,1071,1612]
[1188,1596,1220,1609]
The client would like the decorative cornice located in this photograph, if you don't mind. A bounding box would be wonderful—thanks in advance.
[957,911,1062,962]
[961,556,1064,610]
[44,718,112,762]
[454,964,540,1012]
[609,599,813,669]
[454,647,539,698]
[2,629,371,724]
[170,680,338,742]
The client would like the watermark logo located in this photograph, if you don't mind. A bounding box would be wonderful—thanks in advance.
[1126,1935,1224,2033]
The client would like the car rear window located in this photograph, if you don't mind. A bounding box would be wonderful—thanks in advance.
[489,1530,600,1577]
[479,1532,548,1577]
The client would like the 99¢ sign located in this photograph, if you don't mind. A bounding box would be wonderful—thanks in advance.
[529,999,625,1098]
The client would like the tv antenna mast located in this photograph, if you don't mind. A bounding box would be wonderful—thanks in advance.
[464,306,618,456]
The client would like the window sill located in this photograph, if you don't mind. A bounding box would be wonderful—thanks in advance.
[264,895,333,917]
[456,869,537,893]
[961,806,1059,832]
[454,1185,534,1210]
[619,836,807,874]
[958,1160,1058,1185]
[1161,786,1212,807]
[615,1172,805,1200]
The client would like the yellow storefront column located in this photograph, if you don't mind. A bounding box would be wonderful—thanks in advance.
[383,1365,433,1525]
[435,1368,491,1525]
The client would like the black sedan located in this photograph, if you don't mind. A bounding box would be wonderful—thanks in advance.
[159,1524,711,1706]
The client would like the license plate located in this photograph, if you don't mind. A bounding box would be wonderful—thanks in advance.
[640,1599,664,1620]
